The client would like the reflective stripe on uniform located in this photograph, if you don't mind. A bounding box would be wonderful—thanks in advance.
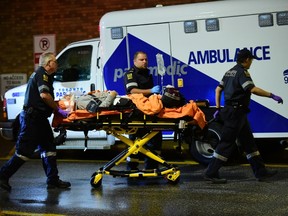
[242,80,254,90]
[213,152,228,162]
[246,151,260,160]
[40,151,57,158]
[15,152,30,161]
[126,82,138,89]
[38,84,50,93]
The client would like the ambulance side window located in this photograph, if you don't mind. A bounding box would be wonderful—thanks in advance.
[54,45,92,82]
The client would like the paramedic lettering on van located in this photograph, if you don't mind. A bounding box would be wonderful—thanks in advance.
[113,61,188,82]
[123,51,162,170]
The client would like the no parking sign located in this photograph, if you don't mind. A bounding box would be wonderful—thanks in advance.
[33,34,56,70]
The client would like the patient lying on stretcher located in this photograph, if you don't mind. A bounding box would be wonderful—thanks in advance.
[77,90,118,112]
[55,89,207,130]
[59,90,132,113]
[60,85,187,113]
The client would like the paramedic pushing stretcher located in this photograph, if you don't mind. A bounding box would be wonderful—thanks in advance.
[124,51,162,170]
[204,48,283,184]
[0,52,71,192]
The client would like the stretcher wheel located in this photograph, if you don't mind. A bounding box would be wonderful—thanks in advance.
[90,172,103,188]
[165,170,180,184]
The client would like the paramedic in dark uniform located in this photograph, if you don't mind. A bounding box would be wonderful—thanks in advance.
[123,51,162,170]
[204,48,283,184]
[0,52,71,192]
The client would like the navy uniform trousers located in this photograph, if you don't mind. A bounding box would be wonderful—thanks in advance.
[206,105,268,178]
[127,129,162,170]
[0,109,60,185]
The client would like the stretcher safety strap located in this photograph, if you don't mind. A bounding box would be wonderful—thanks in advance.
[246,151,260,160]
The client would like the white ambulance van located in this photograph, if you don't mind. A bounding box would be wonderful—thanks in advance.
[1,0,288,164]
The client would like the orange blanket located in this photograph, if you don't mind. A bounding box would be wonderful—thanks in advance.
[53,94,207,129]
[128,94,206,129]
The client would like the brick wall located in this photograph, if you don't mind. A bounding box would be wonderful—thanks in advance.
[0,0,214,76]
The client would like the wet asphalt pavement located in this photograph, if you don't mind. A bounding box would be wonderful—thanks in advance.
[0,137,288,216]
[1,157,288,216]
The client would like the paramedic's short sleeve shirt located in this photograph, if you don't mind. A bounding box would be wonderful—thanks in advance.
[124,66,154,94]
[24,67,54,116]
[220,64,255,106]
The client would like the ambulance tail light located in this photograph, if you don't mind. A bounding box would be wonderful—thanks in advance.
[1,96,7,121]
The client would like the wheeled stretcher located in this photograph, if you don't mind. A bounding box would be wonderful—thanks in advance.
[53,96,207,188]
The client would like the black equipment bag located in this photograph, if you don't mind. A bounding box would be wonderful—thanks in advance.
[161,87,187,108]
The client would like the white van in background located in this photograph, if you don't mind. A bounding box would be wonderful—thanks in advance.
[2,39,115,150]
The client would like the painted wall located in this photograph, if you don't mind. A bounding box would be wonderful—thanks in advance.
[0,0,214,76]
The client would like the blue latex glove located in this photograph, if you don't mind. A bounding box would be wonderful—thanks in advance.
[57,107,69,118]
[151,85,160,94]
[271,93,283,104]
[213,109,220,119]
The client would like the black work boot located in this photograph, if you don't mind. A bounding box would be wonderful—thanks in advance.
[42,155,71,189]
[144,157,159,170]
[256,170,278,182]
[204,157,227,184]
[0,154,26,191]
[248,156,277,181]
[126,162,139,171]
[126,154,139,171]
[47,179,71,189]
[204,173,227,184]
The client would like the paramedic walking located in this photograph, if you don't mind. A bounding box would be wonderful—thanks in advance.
[204,48,283,184]
[123,51,162,170]
[0,52,71,192]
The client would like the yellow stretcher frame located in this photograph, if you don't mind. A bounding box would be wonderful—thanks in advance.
[56,111,194,188]
[90,128,181,188]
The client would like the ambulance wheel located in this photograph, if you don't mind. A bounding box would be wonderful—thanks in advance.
[190,122,222,165]
[90,172,102,188]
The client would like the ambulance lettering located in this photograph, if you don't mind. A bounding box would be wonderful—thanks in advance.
[187,46,271,65]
